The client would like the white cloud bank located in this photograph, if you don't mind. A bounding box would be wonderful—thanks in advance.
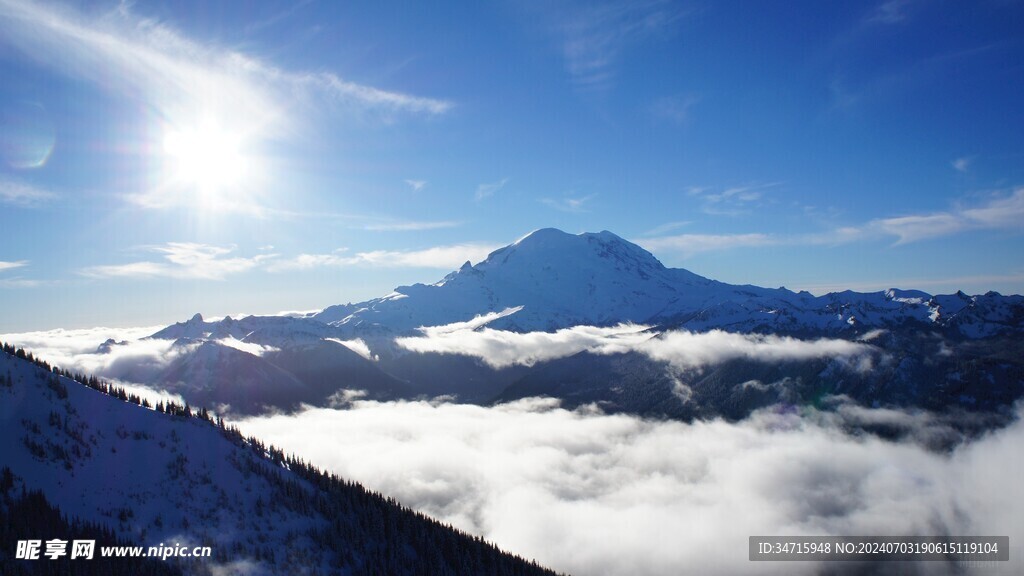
[236,399,1024,576]
[396,318,876,371]
[0,325,192,407]
[1,325,180,380]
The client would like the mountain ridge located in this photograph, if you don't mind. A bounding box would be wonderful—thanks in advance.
[310,228,1022,338]
[9,228,1024,418]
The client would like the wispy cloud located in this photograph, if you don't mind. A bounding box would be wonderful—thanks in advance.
[0,260,28,272]
[242,0,314,35]
[638,233,775,257]
[0,0,451,125]
[687,183,778,216]
[871,213,964,244]
[868,188,1024,244]
[646,187,1024,256]
[0,177,57,206]
[268,243,501,272]
[650,94,699,124]
[793,272,1024,296]
[866,0,914,25]
[540,194,595,213]
[557,0,685,92]
[308,73,452,116]
[0,260,42,288]
[641,221,690,236]
[404,179,427,192]
[362,220,460,232]
[0,277,45,288]
[475,178,508,201]
[81,243,274,281]
[952,156,973,172]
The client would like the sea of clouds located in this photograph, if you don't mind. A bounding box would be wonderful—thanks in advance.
[4,324,1021,575]
[236,398,1023,576]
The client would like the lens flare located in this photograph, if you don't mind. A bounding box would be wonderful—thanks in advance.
[0,101,56,169]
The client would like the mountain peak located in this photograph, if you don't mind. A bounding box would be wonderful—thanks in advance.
[483,228,666,274]
[513,227,574,245]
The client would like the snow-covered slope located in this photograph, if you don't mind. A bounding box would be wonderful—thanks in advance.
[0,345,560,575]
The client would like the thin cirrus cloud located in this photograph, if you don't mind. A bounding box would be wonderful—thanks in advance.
[867,187,1024,244]
[0,260,28,272]
[0,259,42,289]
[0,176,57,206]
[79,241,503,280]
[641,187,1024,257]
[649,94,699,125]
[637,233,776,257]
[80,243,275,281]
[640,221,690,237]
[687,183,778,217]
[395,314,877,371]
[235,398,1024,576]
[556,0,685,92]
[266,243,503,272]
[792,272,1024,296]
[0,0,451,128]
[404,180,427,192]
[0,0,452,214]
[362,220,461,232]
[951,156,972,172]
[475,178,509,201]
[540,194,595,213]
[866,0,914,25]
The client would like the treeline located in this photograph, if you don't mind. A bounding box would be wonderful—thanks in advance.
[1,342,564,575]
[0,467,184,576]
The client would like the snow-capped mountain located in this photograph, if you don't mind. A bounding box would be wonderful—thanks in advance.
[313,228,1023,338]
[13,228,1024,418]
[0,344,560,575]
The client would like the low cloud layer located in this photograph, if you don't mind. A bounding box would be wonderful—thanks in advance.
[0,325,193,407]
[0,325,182,383]
[396,319,877,371]
[4,323,1020,574]
[236,399,1024,576]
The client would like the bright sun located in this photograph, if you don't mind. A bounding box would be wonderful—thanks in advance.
[163,120,248,200]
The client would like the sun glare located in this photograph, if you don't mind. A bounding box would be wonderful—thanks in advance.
[163,120,248,201]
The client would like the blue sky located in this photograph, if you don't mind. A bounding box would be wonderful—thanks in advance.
[0,0,1022,331]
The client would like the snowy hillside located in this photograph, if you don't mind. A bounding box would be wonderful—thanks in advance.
[0,344,561,575]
